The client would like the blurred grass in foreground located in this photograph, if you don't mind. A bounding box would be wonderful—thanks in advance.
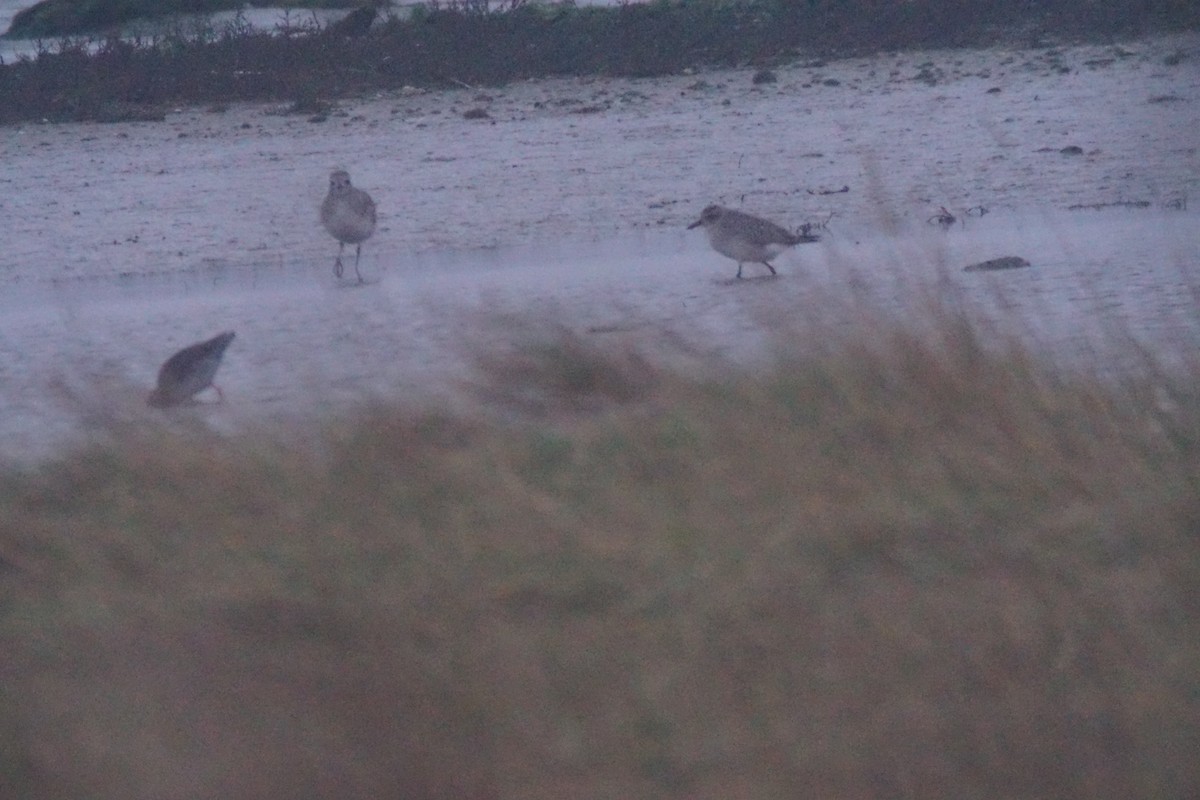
[1,305,1198,799]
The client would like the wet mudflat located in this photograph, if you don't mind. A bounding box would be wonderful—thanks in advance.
[1,31,1197,460]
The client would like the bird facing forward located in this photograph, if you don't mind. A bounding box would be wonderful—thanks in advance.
[321,170,377,283]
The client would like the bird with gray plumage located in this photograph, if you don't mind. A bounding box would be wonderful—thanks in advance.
[147,331,235,408]
[688,204,818,279]
[321,169,376,284]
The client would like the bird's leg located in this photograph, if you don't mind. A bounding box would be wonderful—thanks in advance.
[764,261,777,276]
[354,243,364,284]
[736,262,744,279]
[214,384,226,404]
[334,242,345,279]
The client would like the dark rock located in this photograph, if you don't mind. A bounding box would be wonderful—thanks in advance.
[963,256,1031,272]
[752,69,777,85]
[1067,200,1151,211]
[288,96,330,116]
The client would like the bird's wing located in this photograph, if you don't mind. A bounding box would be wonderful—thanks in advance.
[735,210,797,243]
[355,190,377,224]
[159,332,234,385]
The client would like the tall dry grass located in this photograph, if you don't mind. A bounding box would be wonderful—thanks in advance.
[1,303,1198,799]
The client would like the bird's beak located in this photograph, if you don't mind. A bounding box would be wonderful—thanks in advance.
[687,219,703,229]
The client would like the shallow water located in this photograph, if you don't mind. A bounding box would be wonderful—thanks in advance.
[2,32,1198,461]
[0,1,622,60]
[0,5,339,60]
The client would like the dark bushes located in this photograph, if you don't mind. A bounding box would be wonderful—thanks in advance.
[0,0,1196,124]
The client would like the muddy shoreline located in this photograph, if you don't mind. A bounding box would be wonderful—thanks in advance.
[1,31,1198,461]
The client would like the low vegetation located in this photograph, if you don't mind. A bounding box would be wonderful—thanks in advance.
[0,0,1196,124]
[4,0,355,39]
[2,299,1198,798]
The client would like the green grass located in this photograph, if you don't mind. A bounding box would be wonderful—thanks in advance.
[2,303,1198,798]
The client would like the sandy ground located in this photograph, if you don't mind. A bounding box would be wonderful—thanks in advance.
[1,31,1199,461]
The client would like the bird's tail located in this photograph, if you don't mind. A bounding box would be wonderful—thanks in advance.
[789,221,822,245]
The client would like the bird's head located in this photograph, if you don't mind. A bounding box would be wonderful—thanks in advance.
[329,170,353,194]
[688,204,723,229]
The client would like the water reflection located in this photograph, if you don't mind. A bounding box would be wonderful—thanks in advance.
[1,6,348,60]
[0,1,624,61]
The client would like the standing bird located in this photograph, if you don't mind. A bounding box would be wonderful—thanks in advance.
[688,204,818,279]
[147,331,236,408]
[321,169,377,284]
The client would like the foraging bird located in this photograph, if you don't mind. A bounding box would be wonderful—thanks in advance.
[147,331,236,408]
[688,204,818,279]
[321,169,377,284]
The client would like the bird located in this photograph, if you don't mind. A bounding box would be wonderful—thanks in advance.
[147,331,236,408]
[325,3,379,39]
[687,204,818,279]
[321,169,377,284]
